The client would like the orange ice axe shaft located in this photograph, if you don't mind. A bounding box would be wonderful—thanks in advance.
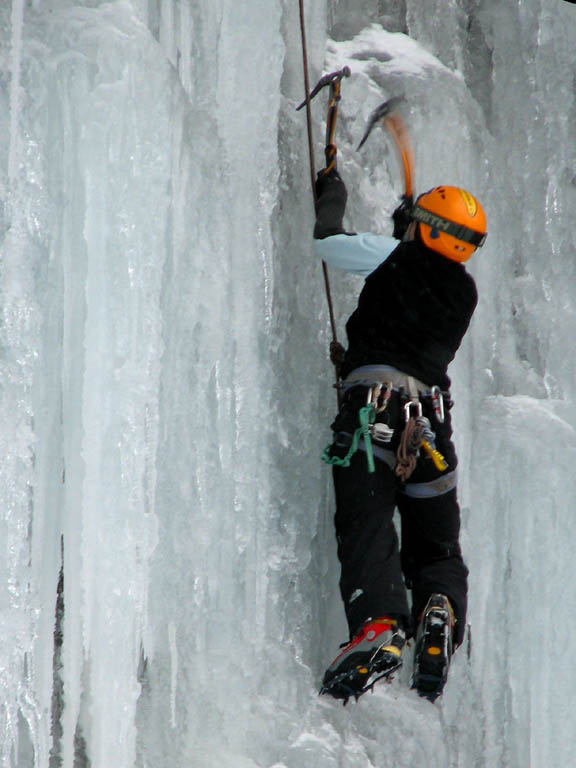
[357,97,414,201]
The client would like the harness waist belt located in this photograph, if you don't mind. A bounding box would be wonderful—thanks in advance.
[400,470,458,499]
[343,365,430,394]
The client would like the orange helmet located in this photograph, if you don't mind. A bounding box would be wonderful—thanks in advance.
[411,186,487,262]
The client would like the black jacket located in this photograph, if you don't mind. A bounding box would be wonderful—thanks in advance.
[341,240,477,389]
[314,172,478,390]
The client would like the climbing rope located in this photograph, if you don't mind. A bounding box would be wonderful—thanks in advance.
[297,0,342,407]
[395,417,422,482]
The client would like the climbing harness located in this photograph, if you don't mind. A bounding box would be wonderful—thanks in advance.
[323,372,448,477]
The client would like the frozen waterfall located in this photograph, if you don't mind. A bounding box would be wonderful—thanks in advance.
[0,1,576,766]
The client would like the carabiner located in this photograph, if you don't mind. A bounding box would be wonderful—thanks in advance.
[430,385,445,424]
[367,382,392,414]
[404,399,422,422]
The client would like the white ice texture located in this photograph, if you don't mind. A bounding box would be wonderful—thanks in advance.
[0,0,575,766]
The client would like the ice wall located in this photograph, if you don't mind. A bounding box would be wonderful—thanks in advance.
[0,0,575,767]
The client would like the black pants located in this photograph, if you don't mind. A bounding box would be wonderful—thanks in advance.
[330,391,469,646]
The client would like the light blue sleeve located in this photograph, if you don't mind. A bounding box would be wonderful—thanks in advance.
[314,233,399,276]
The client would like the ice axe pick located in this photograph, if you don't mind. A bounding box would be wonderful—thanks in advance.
[357,97,414,201]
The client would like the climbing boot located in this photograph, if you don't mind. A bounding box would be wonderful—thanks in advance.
[321,618,405,703]
[412,593,454,702]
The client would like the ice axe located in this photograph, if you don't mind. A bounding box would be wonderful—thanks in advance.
[297,66,351,175]
[357,97,414,203]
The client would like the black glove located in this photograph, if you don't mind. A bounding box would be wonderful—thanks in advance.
[314,169,348,239]
[392,195,414,240]
[315,167,343,200]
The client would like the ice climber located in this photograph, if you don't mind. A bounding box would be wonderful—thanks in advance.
[314,168,487,702]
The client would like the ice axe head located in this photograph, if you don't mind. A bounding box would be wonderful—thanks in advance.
[296,66,351,111]
[356,96,405,150]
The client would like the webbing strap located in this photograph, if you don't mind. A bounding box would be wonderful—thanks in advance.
[322,405,376,473]
[401,469,457,499]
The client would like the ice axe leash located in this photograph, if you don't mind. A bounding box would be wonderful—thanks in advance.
[357,97,415,206]
[297,0,349,407]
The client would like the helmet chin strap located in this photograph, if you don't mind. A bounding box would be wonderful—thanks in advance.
[402,221,417,242]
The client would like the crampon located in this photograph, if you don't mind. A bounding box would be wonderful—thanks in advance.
[320,618,405,704]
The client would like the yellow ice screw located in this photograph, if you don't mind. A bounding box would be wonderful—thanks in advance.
[421,440,448,472]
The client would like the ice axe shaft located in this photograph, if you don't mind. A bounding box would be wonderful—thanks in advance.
[383,113,414,200]
[357,97,414,200]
